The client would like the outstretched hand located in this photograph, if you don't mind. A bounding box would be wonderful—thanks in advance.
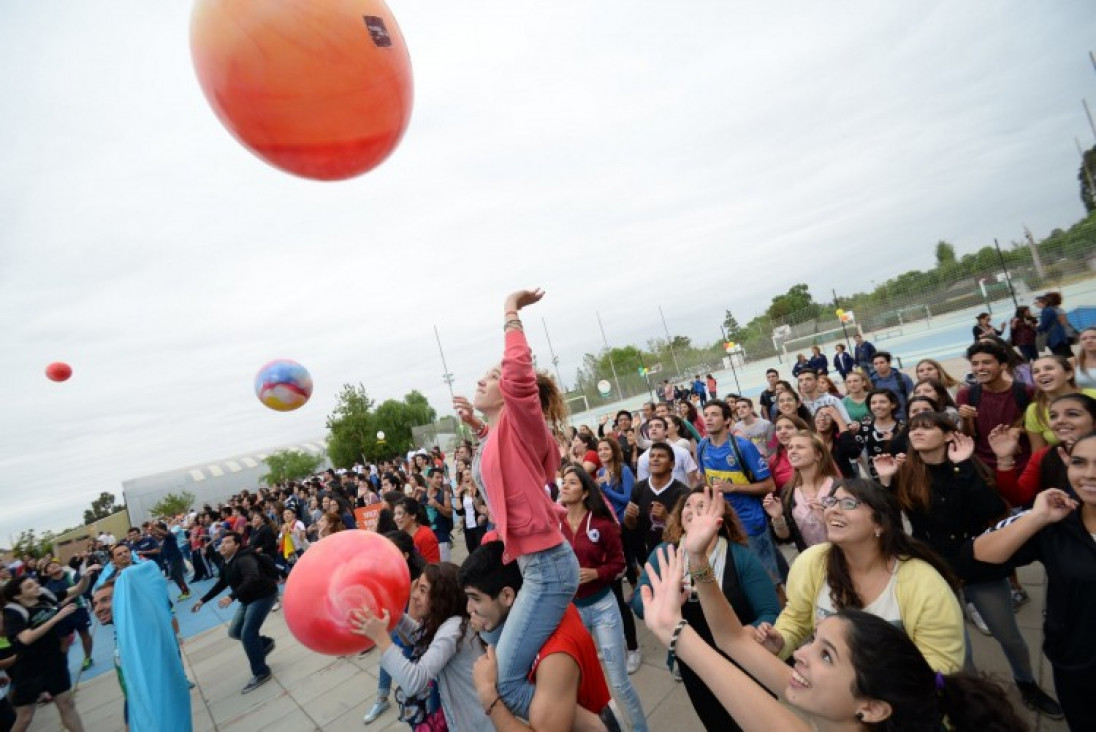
[453,395,481,429]
[639,544,687,646]
[682,486,724,557]
[504,289,545,313]
[986,425,1019,460]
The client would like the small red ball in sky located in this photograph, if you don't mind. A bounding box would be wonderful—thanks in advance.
[46,362,72,382]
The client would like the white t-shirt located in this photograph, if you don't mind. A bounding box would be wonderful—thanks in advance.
[637,443,697,485]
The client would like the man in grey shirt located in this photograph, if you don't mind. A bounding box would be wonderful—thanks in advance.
[732,397,775,459]
[797,369,851,422]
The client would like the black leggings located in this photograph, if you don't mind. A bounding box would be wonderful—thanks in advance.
[463,525,485,554]
[1053,663,1096,731]
[610,578,638,652]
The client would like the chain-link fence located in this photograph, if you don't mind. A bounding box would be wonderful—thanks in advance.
[565,216,1096,411]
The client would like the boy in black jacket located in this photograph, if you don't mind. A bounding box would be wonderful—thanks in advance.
[192,531,279,693]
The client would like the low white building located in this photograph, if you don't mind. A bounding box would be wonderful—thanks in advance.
[122,438,329,523]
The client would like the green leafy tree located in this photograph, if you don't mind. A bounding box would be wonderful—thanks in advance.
[767,283,822,322]
[83,491,120,525]
[11,530,40,559]
[261,450,324,485]
[934,240,957,268]
[326,385,437,465]
[1080,145,1096,214]
[722,310,744,342]
[149,491,196,518]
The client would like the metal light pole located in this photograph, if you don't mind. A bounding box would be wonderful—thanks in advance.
[719,325,742,395]
[992,238,1020,310]
[832,288,853,351]
[433,324,461,436]
[658,305,682,376]
[540,318,566,392]
[595,311,623,398]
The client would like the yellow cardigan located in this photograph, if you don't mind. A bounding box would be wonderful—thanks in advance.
[775,543,964,673]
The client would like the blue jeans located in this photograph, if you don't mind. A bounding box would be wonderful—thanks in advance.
[962,579,1034,683]
[747,530,784,584]
[227,593,276,678]
[489,542,579,719]
[576,592,648,732]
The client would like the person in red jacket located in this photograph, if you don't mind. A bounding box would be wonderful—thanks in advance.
[558,465,647,731]
[453,288,580,722]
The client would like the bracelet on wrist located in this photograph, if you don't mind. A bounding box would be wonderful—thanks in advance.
[504,318,523,332]
[504,310,519,318]
[484,695,503,716]
[689,563,716,584]
[666,618,689,671]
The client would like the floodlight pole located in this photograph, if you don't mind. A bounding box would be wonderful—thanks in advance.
[541,318,566,393]
[595,311,623,399]
[719,325,742,395]
[659,305,682,377]
[992,239,1020,310]
[832,289,853,351]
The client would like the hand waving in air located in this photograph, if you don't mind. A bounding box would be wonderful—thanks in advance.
[947,433,976,464]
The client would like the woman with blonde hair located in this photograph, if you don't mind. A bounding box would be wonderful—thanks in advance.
[763,431,839,552]
[915,358,962,393]
[841,368,872,422]
[1075,326,1096,388]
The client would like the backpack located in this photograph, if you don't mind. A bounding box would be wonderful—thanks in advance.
[252,550,281,582]
[966,382,1031,412]
[697,436,756,484]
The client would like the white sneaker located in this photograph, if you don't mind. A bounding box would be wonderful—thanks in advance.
[363,699,390,724]
[966,602,991,636]
[626,649,642,675]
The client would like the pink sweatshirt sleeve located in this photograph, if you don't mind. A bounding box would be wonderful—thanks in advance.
[500,328,558,474]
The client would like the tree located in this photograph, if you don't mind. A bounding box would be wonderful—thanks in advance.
[1080,144,1096,214]
[326,384,437,466]
[149,491,196,519]
[722,310,744,342]
[83,491,120,525]
[261,450,324,485]
[934,240,957,268]
[767,283,822,323]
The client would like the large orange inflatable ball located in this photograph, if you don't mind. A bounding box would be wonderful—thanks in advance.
[45,362,72,382]
[190,0,413,181]
[283,530,410,655]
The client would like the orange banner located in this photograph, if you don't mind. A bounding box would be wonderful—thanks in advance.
[354,505,384,531]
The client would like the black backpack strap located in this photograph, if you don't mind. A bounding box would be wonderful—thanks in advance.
[1012,382,1031,412]
[968,383,982,408]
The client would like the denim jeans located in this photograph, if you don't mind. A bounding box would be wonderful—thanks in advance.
[747,530,784,584]
[962,579,1034,683]
[576,592,648,732]
[227,593,277,678]
[493,542,579,718]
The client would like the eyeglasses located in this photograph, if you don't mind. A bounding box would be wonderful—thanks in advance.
[821,495,863,511]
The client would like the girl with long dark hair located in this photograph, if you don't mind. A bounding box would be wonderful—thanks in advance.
[854,389,903,479]
[766,414,811,492]
[639,489,1025,732]
[352,562,490,731]
[989,392,1096,507]
[880,414,1061,718]
[558,465,647,731]
[753,479,965,673]
[811,406,860,478]
[596,437,643,672]
[974,432,1096,730]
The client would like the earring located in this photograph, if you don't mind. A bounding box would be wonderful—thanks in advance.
[874,531,882,538]
[855,712,865,722]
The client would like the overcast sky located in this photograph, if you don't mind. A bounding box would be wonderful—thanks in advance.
[2,1,1094,543]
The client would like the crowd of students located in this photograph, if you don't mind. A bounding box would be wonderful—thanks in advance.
[3,289,1094,731]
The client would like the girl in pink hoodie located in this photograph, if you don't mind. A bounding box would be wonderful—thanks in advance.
[454,288,580,719]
